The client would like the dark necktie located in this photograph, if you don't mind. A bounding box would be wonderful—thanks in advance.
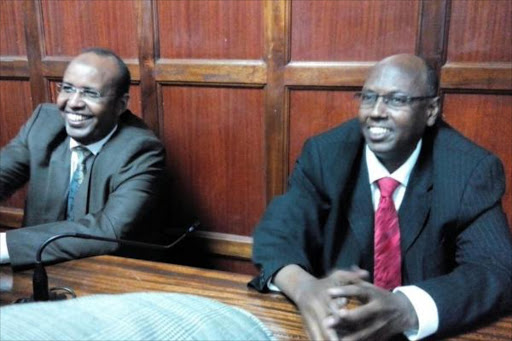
[67,146,91,221]
[373,177,402,290]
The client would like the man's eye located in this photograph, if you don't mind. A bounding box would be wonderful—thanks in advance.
[83,90,101,98]
[389,96,408,106]
[62,85,75,93]
[361,93,376,102]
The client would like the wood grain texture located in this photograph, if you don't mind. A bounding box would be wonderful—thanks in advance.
[447,0,512,63]
[160,86,265,237]
[441,62,512,90]
[157,0,263,59]
[443,94,512,229]
[0,57,29,78]
[0,80,33,209]
[24,0,47,107]
[41,0,138,58]
[290,0,419,61]
[263,0,289,201]
[416,0,449,71]
[137,0,158,134]
[154,59,266,85]
[1,256,511,340]
[0,0,27,55]
[285,61,372,86]
[289,90,359,173]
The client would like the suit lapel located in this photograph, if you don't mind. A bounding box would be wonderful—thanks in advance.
[44,136,71,221]
[399,142,433,253]
[346,151,374,257]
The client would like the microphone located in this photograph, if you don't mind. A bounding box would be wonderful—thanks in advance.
[16,220,199,303]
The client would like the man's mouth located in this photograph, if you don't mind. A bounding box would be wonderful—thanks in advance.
[366,126,393,141]
[66,112,92,124]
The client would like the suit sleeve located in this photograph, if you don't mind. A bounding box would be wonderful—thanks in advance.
[250,139,330,291]
[6,133,166,269]
[0,105,43,200]
[416,154,512,335]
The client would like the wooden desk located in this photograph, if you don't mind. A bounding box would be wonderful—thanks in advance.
[1,256,511,341]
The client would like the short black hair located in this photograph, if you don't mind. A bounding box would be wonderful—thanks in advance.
[80,47,131,96]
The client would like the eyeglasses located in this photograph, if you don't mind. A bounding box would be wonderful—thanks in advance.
[354,91,436,109]
[56,83,111,101]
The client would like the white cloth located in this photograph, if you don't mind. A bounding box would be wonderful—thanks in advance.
[0,292,275,341]
[0,233,9,264]
[366,141,439,340]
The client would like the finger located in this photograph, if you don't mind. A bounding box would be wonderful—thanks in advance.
[339,319,388,341]
[327,284,367,299]
[337,301,378,326]
[329,269,367,286]
[328,296,348,315]
[349,265,370,279]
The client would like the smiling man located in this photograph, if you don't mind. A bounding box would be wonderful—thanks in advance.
[250,54,512,340]
[0,48,165,269]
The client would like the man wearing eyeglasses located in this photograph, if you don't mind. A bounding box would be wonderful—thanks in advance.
[0,48,165,269]
[250,54,512,340]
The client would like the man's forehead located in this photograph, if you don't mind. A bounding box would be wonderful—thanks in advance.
[364,58,428,94]
[63,54,118,86]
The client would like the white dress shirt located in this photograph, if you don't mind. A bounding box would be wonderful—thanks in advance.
[0,126,117,265]
[366,141,439,340]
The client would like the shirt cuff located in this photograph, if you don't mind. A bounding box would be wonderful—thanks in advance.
[394,285,439,340]
[267,276,281,292]
[0,232,11,264]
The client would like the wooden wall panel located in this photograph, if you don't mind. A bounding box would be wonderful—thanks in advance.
[0,0,26,56]
[0,81,33,151]
[41,0,138,57]
[1,0,511,273]
[160,86,265,236]
[443,94,512,226]
[128,85,142,117]
[157,0,263,59]
[289,90,358,172]
[0,80,33,208]
[290,0,419,61]
[447,0,512,62]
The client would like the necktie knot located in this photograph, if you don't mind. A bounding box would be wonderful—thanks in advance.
[74,146,91,163]
[377,177,400,198]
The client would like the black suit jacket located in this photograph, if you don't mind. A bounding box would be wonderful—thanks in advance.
[251,118,512,335]
[0,104,165,268]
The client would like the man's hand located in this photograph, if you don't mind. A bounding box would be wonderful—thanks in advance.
[326,282,418,340]
[274,265,368,340]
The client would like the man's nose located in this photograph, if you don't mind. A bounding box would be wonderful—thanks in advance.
[369,96,387,118]
[67,91,86,107]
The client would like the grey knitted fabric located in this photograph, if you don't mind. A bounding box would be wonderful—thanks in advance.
[0,292,275,340]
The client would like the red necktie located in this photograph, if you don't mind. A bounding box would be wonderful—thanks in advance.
[373,177,402,290]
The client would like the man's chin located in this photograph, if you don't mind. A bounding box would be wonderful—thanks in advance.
[65,125,94,144]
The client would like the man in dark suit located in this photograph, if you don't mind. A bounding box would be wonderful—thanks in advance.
[250,54,512,340]
[0,48,165,269]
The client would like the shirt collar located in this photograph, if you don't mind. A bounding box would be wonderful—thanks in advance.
[69,125,118,155]
[366,139,422,187]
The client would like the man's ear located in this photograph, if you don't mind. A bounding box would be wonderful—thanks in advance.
[116,93,130,116]
[426,97,440,127]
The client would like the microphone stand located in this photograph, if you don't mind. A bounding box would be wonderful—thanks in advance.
[18,221,199,303]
